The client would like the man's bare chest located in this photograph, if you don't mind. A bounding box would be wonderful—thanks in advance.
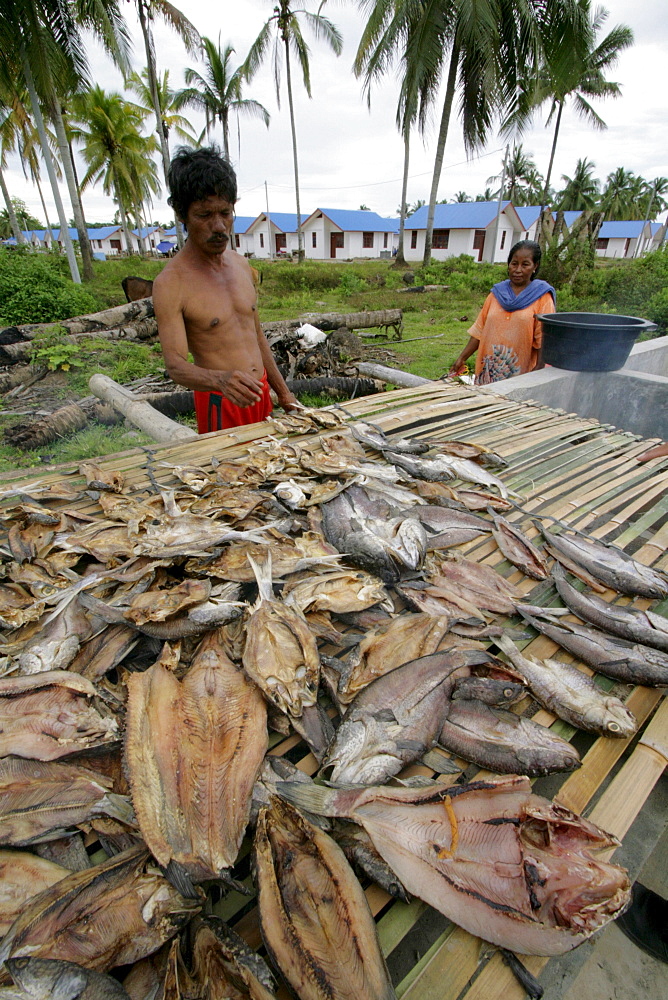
[180,269,256,334]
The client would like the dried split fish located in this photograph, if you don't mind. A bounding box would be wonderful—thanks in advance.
[426,552,521,615]
[0,852,69,937]
[125,636,266,883]
[277,777,629,956]
[254,797,396,1000]
[0,757,133,846]
[0,845,201,975]
[191,917,278,999]
[0,672,118,761]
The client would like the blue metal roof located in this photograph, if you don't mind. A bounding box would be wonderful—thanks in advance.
[598,220,645,238]
[552,211,583,227]
[313,208,399,233]
[87,226,122,240]
[233,216,255,234]
[262,212,300,233]
[163,226,177,236]
[132,226,160,238]
[515,206,541,228]
[404,201,511,230]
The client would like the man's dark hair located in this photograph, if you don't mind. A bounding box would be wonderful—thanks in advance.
[167,145,237,222]
[507,239,541,277]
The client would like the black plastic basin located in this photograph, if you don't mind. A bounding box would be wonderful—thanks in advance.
[536,312,657,372]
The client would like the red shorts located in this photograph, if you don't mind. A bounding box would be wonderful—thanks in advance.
[194,372,272,433]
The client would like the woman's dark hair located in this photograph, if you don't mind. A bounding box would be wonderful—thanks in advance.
[167,146,237,222]
[507,239,541,277]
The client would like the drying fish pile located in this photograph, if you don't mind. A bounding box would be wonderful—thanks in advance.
[0,391,666,1000]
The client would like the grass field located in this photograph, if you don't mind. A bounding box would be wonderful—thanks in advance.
[0,249,664,473]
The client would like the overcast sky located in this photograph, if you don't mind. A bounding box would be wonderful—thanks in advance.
[4,0,667,226]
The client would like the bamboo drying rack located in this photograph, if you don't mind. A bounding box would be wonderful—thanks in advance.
[1,381,667,999]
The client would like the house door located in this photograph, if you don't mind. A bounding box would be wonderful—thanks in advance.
[110,240,121,252]
[473,230,486,261]
[275,233,286,254]
[330,232,344,258]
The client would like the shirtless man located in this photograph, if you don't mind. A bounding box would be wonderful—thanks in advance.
[152,146,300,433]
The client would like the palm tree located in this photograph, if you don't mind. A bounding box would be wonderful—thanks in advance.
[176,37,269,162]
[487,143,542,204]
[454,191,471,202]
[475,187,496,202]
[557,157,600,210]
[126,68,198,147]
[243,1,343,261]
[601,166,636,220]
[71,87,160,256]
[134,1,201,248]
[502,1,633,228]
[355,1,440,266]
[0,1,132,282]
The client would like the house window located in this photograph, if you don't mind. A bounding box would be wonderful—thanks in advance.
[383,233,388,248]
[259,233,264,248]
[500,231,506,250]
[363,232,374,248]
[596,238,609,251]
[235,234,240,248]
[312,232,317,248]
[433,229,449,250]
[411,231,418,249]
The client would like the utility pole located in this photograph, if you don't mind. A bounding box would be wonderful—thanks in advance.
[490,145,509,263]
[265,181,273,259]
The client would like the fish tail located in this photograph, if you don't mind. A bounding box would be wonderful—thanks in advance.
[103,792,138,827]
[275,780,346,817]
[247,552,273,601]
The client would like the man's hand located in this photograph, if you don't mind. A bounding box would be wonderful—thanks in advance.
[277,391,304,412]
[216,370,265,407]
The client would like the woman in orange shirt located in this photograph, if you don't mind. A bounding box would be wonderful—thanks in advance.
[449,240,556,384]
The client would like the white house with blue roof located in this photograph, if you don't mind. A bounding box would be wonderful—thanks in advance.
[403,201,524,263]
[596,220,662,258]
[515,206,543,242]
[230,216,256,256]
[245,212,300,258]
[300,208,399,259]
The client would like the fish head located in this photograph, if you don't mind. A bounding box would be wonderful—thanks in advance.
[6,958,86,1000]
[322,716,405,785]
[599,698,638,739]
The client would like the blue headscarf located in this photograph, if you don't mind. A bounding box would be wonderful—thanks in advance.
[491,278,556,313]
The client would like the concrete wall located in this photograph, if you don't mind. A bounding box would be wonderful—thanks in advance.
[491,336,668,439]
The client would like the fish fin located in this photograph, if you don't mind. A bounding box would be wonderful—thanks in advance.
[164,860,201,899]
[421,748,463,774]
[102,793,137,827]
[247,552,273,601]
[275,780,341,816]
[499,950,545,1000]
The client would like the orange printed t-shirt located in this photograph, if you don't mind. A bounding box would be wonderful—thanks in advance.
[468,291,555,385]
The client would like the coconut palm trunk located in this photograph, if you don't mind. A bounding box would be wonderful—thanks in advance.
[0,165,27,243]
[117,199,134,255]
[137,0,184,249]
[282,36,304,261]
[34,174,53,239]
[395,127,410,267]
[21,54,80,282]
[52,104,94,280]
[538,99,563,241]
[422,41,459,266]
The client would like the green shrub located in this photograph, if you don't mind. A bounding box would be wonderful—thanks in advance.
[0,247,97,324]
[338,271,367,295]
[645,288,668,334]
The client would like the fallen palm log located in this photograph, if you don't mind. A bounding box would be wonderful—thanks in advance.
[264,309,403,340]
[356,362,432,387]
[0,298,154,345]
[397,284,449,294]
[286,376,382,399]
[89,374,197,443]
[0,365,48,395]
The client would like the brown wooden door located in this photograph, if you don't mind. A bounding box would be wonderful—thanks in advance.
[275,233,286,253]
[473,230,486,261]
[330,232,344,258]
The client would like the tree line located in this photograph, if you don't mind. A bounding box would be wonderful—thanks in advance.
[0,0,651,280]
